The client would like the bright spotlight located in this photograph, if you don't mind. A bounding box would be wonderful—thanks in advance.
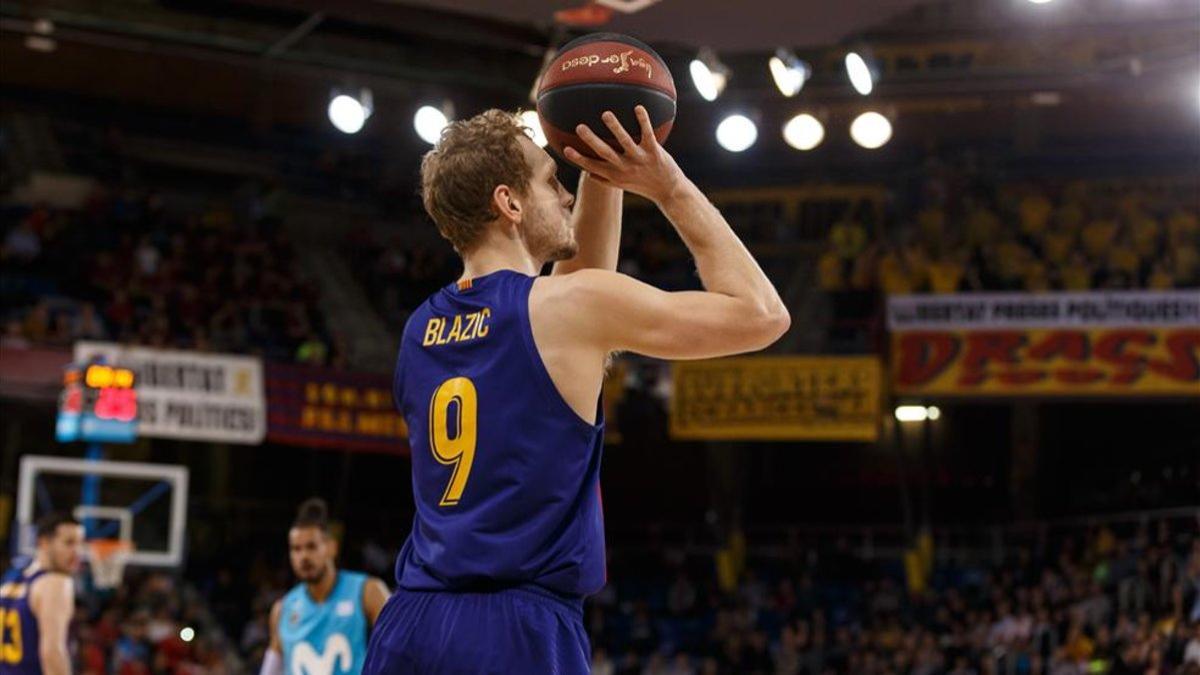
[414,105,450,145]
[769,49,809,97]
[782,113,824,151]
[850,111,893,149]
[180,627,195,643]
[715,115,757,152]
[328,91,372,134]
[845,52,875,96]
[1026,0,1054,4]
[519,110,548,148]
[690,48,729,102]
[926,406,941,421]
[894,405,928,422]
[23,36,56,52]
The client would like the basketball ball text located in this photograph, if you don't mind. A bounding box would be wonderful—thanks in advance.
[560,50,653,79]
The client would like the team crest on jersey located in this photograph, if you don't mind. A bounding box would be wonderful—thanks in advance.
[292,633,353,675]
[289,608,300,626]
[335,600,354,617]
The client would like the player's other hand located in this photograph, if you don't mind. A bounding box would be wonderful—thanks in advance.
[564,106,686,205]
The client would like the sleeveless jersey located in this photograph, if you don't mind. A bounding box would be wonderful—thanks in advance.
[0,566,49,675]
[279,571,369,675]
[392,269,606,598]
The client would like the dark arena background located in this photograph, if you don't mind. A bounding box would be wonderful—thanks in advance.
[1,0,1198,673]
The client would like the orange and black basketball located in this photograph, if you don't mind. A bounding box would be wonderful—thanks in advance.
[536,33,676,161]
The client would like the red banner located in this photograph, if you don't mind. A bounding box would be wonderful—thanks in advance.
[265,364,408,454]
[893,327,1200,396]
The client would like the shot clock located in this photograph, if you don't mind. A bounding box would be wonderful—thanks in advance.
[56,362,139,443]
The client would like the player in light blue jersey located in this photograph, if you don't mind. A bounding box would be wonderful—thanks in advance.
[262,499,389,675]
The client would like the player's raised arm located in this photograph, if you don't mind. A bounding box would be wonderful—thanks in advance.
[548,269,788,359]
[32,574,73,675]
[260,600,283,675]
[551,169,623,275]
[559,105,789,358]
[361,576,390,628]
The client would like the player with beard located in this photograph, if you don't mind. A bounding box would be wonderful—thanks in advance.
[364,107,789,673]
[0,512,83,675]
[263,499,389,675]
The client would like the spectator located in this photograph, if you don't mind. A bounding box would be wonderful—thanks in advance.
[830,220,868,261]
[817,249,846,291]
[22,301,52,344]
[1019,191,1053,241]
[2,215,42,261]
[927,252,966,293]
[1081,217,1118,261]
[296,333,329,366]
[1060,252,1094,291]
[1,319,30,349]
[593,647,617,675]
[72,303,109,341]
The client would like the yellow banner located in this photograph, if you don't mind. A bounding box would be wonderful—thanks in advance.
[670,356,881,441]
[892,328,1200,396]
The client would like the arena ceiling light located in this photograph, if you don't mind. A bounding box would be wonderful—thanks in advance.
[715,114,757,152]
[844,51,876,96]
[690,48,729,102]
[769,49,810,98]
[895,405,941,422]
[519,110,548,148]
[849,111,893,149]
[414,103,453,145]
[782,113,824,151]
[24,17,57,53]
[327,89,373,135]
[594,0,664,11]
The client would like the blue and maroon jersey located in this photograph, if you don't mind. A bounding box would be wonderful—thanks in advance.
[0,566,50,675]
[392,269,606,598]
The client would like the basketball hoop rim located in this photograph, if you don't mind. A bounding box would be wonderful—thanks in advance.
[86,538,134,558]
[86,538,133,589]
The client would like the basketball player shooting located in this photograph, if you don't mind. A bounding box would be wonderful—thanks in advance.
[0,513,84,675]
[263,499,390,675]
[363,105,789,673]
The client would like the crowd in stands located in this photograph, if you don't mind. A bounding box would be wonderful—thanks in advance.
[345,205,708,332]
[343,219,460,333]
[0,184,341,365]
[70,570,240,675]
[584,520,1200,675]
[818,178,1200,294]
[189,515,1200,675]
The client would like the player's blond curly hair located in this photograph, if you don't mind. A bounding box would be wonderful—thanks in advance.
[420,109,536,254]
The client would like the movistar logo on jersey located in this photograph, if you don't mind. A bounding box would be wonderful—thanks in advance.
[279,572,369,675]
[291,634,352,675]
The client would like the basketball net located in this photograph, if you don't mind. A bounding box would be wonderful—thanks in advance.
[86,539,132,589]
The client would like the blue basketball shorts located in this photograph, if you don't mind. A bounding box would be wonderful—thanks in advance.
[363,585,590,675]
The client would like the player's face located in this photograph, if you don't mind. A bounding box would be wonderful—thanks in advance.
[518,137,577,263]
[40,524,85,574]
[288,526,334,584]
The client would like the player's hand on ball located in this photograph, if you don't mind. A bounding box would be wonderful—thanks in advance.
[564,106,685,205]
